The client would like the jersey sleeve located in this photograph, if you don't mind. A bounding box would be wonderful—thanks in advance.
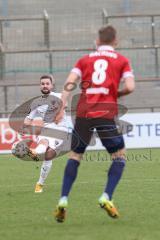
[26,108,38,120]
[121,58,134,79]
[71,58,83,78]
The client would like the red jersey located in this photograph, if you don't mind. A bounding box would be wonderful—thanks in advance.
[71,45,134,119]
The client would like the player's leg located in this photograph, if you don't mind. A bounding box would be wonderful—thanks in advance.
[97,121,126,218]
[26,138,49,161]
[54,151,83,222]
[35,147,56,193]
[35,135,65,193]
[34,138,50,192]
[34,139,49,156]
[102,147,126,201]
[55,117,92,222]
[99,147,126,218]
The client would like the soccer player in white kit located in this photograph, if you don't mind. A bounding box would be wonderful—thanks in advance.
[23,75,68,193]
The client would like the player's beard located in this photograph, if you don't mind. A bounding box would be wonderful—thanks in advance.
[41,89,51,95]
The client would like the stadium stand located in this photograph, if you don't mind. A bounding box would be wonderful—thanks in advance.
[0,0,160,115]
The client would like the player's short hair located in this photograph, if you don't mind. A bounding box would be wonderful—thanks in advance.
[40,74,55,84]
[98,25,117,45]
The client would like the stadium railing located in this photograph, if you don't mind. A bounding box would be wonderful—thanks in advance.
[0,10,50,80]
[0,10,160,115]
[102,8,160,47]
[0,76,160,117]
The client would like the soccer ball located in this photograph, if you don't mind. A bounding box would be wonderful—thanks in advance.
[11,140,28,159]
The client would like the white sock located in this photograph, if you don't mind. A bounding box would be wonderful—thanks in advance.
[60,196,68,202]
[35,144,47,155]
[38,160,52,185]
[102,192,109,200]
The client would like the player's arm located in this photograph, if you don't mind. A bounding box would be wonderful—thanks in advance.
[61,72,80,107]
[21,116,33,135]
[55,72,80,123]
[21,108,41,135]
[118,58,135,98]
[118,76,135,98]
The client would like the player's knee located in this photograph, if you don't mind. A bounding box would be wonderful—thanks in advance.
[45,148,56,160]
[111,148,126,160]
[69,151,83,162]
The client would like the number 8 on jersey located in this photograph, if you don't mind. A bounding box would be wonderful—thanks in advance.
[92,59,108,85]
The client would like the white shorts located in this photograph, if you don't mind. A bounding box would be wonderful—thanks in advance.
[37,123,69,155]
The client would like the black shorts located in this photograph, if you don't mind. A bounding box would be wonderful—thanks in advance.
[71,117,125,154]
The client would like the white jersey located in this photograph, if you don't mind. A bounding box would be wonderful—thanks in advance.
[27,92,67,128]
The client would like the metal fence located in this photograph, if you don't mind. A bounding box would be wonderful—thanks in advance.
[0,9,160,115]
[0,10,50,79]
[102,9,160,47]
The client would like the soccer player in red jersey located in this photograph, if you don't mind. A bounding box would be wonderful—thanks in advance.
[54,25,135,222]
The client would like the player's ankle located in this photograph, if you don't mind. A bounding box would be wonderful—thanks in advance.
[60,196,68,202]
[59,196,68,206]
[100,192,109,201]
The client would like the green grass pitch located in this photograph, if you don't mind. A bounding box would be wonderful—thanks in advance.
[0,149,160,240]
